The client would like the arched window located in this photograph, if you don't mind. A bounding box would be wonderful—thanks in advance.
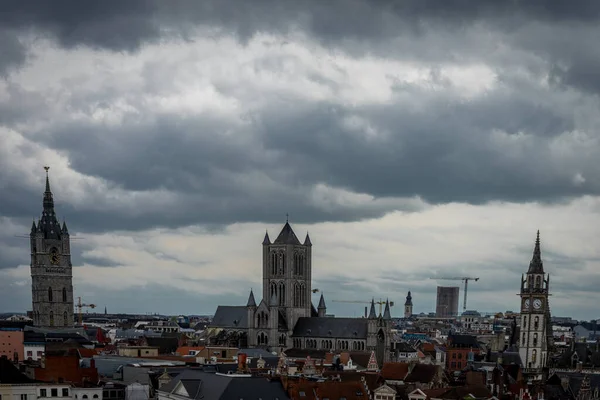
[535,276,541,288]
[532,349,537,363]
[63,311,68,326]
[49,311,54,327]
[62,287,67,302]
[533,333,538,346]
[534,316,539,330]
[93,395,98,399]
[279,252,286,275]
[278,282,286,306]
[48,287,53,302]
[522,333,526,346]
[82,395,88,399]
[271,252,277,275]
[523,316,527,329]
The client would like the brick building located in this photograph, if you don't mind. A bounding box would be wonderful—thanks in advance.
[0,328,24,362]
[446,334,480,372]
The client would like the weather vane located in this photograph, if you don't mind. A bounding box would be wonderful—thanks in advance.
[44,166,50,175]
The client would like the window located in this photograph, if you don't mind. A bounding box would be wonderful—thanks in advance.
[48,287,53,302]
[27,351,32,357]
[62,389,69,397]
[63,311,68,326]
[21,395,27,400]
[49,311,54,327]
[40,389,47,397]
[534,317,539,330]
[93,395,98,399]
[62,288,67,302]
[532,349,537,363]
[533,333,538,347]
[51,389,58,397]
[37,351,43,357]
[82,396,88,399]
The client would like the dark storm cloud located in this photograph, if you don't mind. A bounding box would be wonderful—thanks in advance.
[2,0,600,74]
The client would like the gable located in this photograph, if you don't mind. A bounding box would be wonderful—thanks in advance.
[172,381,189,397]
[375,384,397,395]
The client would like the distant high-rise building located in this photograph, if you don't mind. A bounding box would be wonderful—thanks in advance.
[436,286,459,317]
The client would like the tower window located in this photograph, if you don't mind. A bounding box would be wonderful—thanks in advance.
[48,287,53,302]
[532,349,537,363]
[523,316,527,329]
[533,333,538,347]
[64,311,68,326]
[49,311,54,327]
[534,316,539,329]
[62,287,67,302]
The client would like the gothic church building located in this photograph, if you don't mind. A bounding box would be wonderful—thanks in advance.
[210,221,393,365]
[29,168,74,327]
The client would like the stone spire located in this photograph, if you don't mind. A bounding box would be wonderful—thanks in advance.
[405,291,412,306]
[527,230,544,274]
[30,220,37,235]
[39,166,61,240]
[62,220,69,235]
[368,298,376,319]
[273,221,301,245]
[318,293,326,317]
[304,232,312,246]
[262,231,271,245]
[383,299,392,320]
[247,289,257,307]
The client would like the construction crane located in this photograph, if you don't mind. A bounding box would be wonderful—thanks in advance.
[331,299,394,316]
[76,297,96,325]
[430,276,479,311]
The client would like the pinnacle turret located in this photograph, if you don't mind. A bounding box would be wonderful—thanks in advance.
[62,221,69,235]
[262,231,271,245]
[30,220,37,235]
[383,299,391,320]
[405,291,412,306]
[527,230,544,274]
[247,289,257,307]
[304,232,312,246]
[368,298,376,319]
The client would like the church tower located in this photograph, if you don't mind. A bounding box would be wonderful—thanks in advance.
[262,220,312,346]
[404,291,413,318]
[30,167,74,327]
[518,231,551,381]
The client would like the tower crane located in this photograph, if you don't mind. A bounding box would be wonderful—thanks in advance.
[76,297,96,325]
[331,299,394,316]
[430,276,479,311]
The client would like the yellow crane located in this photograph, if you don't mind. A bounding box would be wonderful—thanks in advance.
[430,276,480,311]
[331,299,394,316]
[76,297,96,325]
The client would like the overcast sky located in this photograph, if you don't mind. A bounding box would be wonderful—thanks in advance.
[1,0,599,320]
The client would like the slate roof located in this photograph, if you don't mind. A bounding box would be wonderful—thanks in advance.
[528,231,544,274]
[0,356,35,383]
[273,222,301,245]
[210,306,248,329]
[448,334,479,349]
[292,317,368,339]
[395,342,417,353]
[158,369,289,399]
[404,364,439,383]
[145,336,179,354]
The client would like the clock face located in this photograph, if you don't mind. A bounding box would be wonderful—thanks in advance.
[533,299,543,310]
[523,299,530,310]
[49,248,61,265]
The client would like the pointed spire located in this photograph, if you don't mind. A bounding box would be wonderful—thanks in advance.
[30,220,37,235]
[368,298,376,319]
[274,221,301,245]
[304,232,312,246]
[39,166,60,240]
[62,220,69,235]
[262,231,271,245]
[527,230,544,274]
[318,293,326,309]
[383,299,391,320]
[247,289,257,307]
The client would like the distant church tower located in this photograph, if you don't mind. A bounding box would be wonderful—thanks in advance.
[519,231,551,381]
[30,167,74,328]
[404,291,413,318]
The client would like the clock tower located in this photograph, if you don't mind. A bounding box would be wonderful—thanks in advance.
[30,167,74,328]
[518,231,551,381]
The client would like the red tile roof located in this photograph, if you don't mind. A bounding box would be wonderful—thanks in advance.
[381,362,410,380]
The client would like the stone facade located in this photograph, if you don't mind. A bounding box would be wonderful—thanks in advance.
[30,168,74,328]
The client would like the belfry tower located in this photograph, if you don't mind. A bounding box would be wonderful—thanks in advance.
[30,167,74,327]
[518,231,551,381]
